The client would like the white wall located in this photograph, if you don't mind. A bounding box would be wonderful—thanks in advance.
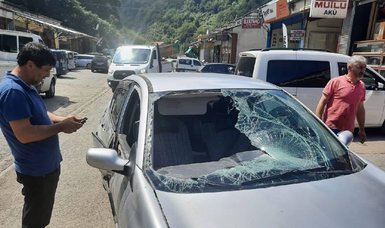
[232,25,267,63]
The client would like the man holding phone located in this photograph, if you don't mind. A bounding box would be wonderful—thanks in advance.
[0,43,86,227]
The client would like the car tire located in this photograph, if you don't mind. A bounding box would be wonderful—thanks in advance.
[91,68,95,72]
[45,79,55,98]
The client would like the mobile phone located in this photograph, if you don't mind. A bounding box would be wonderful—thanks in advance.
[80,117,88,124]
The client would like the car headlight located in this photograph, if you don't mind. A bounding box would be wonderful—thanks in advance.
[140,68,147,74]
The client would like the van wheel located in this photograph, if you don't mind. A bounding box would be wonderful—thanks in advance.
[45,79,55,98]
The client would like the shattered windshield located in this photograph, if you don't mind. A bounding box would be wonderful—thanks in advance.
[144,89,357,193]
[113,47,150,64]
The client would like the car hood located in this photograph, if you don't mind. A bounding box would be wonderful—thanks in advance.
[155,164,385,228]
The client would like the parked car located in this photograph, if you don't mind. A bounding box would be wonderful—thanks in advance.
[35,67,57,98]
[0,29,44,61]
[64,50,76,70]
[175,57,202,72]
[91,55,110,73]
[199,63,235,74]
[74,54,94,69]
[87,73,385,228]
[235,48,385,132]
[51,49,68,76]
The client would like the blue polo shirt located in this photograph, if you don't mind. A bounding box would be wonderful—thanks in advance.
[0,73,61,176]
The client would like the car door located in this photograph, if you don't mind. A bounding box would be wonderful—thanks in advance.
[356,67,385,127]
[193,59,202,71]
[93,81,132,149]
[107,86,142,220]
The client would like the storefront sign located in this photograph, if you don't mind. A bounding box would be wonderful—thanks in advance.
[242,17,263,29]
[310,0,349,19]
[262,3,277,22]
[290,30,305,40]
[262,0,289,23]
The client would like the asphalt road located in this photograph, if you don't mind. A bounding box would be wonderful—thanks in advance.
[0,68,385,227]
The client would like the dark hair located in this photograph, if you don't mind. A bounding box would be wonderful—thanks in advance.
[17,42,56,68]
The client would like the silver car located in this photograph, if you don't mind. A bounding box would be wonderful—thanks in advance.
[87,73,385,228]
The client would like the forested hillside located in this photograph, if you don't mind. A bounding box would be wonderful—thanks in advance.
[4,0,266,49]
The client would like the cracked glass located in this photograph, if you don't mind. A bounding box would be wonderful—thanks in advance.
[144,89,359,193]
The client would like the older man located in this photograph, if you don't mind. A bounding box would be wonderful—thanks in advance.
[315,55,367,143]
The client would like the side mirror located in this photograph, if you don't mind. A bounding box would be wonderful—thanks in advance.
[86,148,128,174]
[337,130,353,146]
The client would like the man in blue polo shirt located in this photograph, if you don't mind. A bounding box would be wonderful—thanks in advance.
[0,42,85,228]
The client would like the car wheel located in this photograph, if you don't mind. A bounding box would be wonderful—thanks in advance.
[91,68,95,72]
[86,63,91,69]
[45,79,55,98]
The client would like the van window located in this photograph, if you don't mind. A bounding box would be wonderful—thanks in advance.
[0,34,17,52]
[193,60,202,66]
[19,36,33,50]
[235,57,255,78]
[179,59,192,65]
[267,60,330,87]
[338,62,348,75]
[67,52,74,59]
[340,62,385,90]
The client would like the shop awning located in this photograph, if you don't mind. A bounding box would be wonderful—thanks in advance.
[15,13,96,40]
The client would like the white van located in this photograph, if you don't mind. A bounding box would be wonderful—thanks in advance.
[107,45,164,91]
[175,57,203,72]
[0,29,44,61]
[235,49,385,132]
[64,50,76,70]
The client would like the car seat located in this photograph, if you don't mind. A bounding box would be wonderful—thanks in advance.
[201,97,256,161]
[153,117,194,169]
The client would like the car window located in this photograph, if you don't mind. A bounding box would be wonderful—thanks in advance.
[113,48,151,64]
[339,63,385,90]
[193,60,201,66]
[179,59,191,65]
[0,34,17,52]
[338,62,348,75]
[121,89,140,147]
[146,89,357,193]
[235,57,255,77]
[267,60,331,87]
[18,36,33,50]
[110,87,130,127]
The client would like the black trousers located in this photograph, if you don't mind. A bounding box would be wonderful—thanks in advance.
[16,167,60,228]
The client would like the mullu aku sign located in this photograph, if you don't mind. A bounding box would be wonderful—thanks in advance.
[310,0,349,19]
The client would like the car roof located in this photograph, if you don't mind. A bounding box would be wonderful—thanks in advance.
[202,63,235,66]
[117,45,154,49]
[177,56,200,61]
[125,73,279,93]
[239,49,350,60]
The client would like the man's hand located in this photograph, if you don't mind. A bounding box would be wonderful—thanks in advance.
[358,129,367,144]
[60,117,84,133]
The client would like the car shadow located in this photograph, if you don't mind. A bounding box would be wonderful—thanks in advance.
[57,75,76,79]
[43,95,77,112]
